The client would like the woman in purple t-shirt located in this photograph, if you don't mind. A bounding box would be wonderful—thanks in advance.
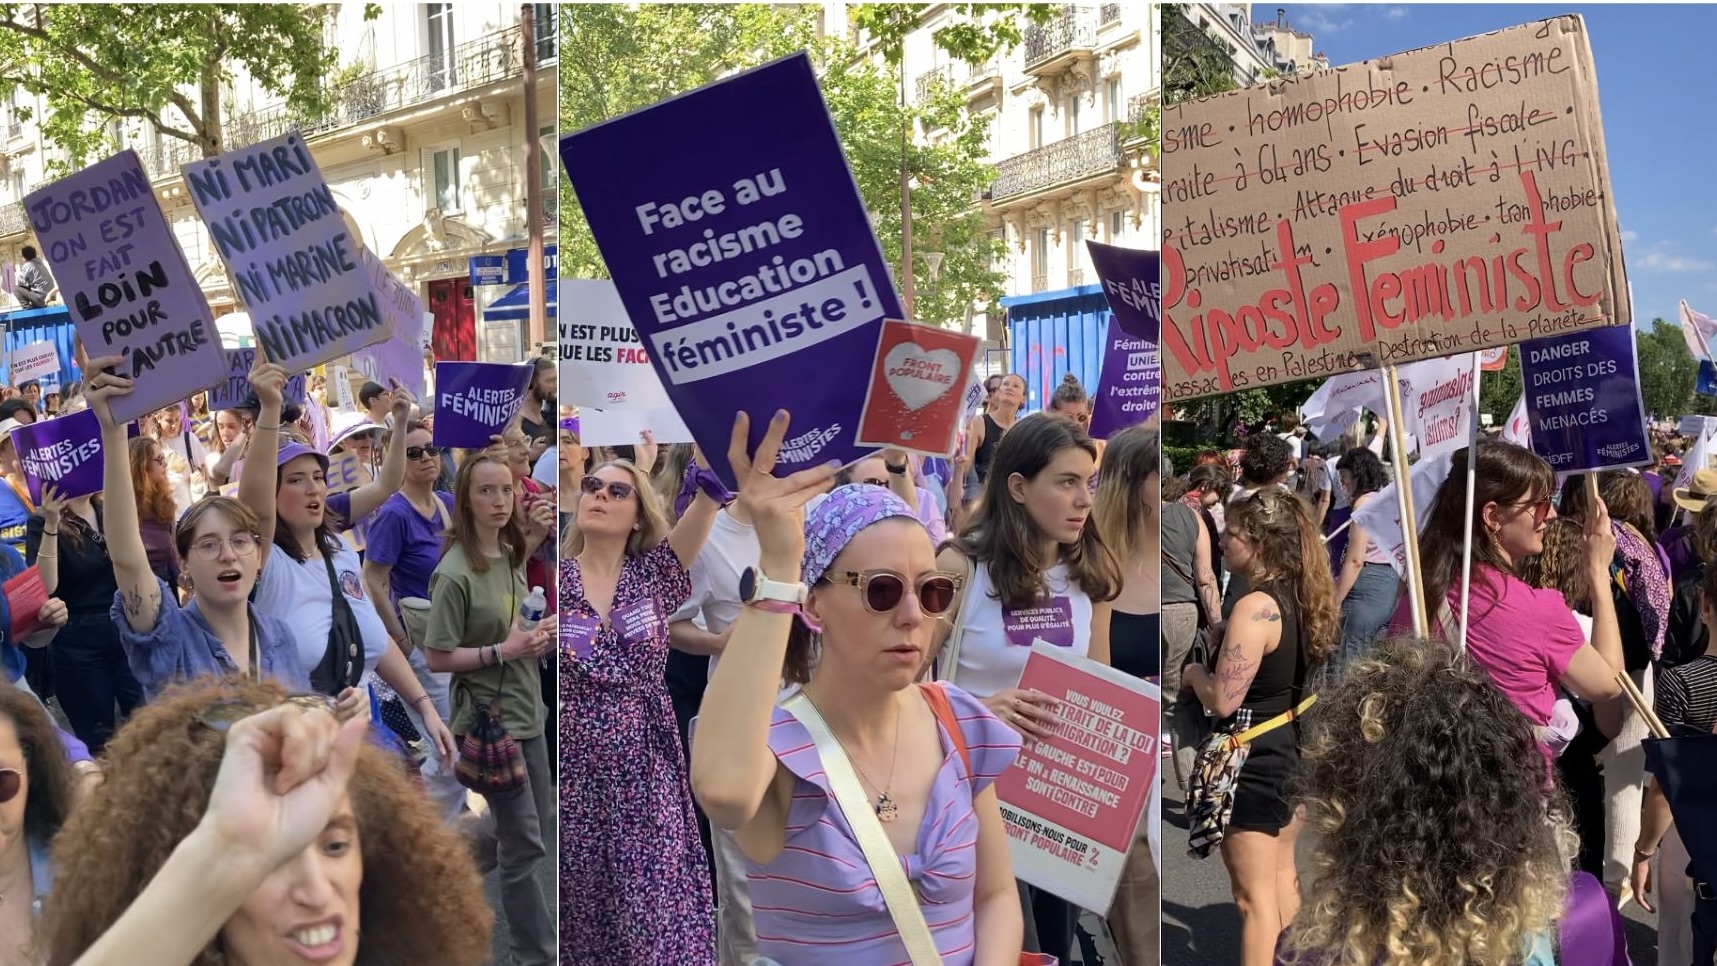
[1399,439,1626,746]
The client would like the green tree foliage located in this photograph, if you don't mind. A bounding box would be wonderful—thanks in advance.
[1162,3,1238,105]
[558,4,1047,331]
[0,4,373,169]
[1478,351,1522,423]
[1637,317,1700,420]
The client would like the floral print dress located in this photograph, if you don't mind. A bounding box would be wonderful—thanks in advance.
[558,541,715,964]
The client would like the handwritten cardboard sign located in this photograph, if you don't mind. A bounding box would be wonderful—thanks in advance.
[182,132,391,374]
[24,150,224,424]
[325,450,367,494]
[207,348,309,411]
[996,643,1159,912]
[350,247,427,403]
[1160,17,1628,401]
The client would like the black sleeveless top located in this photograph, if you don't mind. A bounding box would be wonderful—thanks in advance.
[1224,582,1305,721]
[973,414,1003,483]
[1111,610,1159,680]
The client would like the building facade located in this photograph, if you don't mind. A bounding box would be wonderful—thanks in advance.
[0,2,555,364]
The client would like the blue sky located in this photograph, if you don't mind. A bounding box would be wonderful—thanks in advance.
[1280,3,1717,329]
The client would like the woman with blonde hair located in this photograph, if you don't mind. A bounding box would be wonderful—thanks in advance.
[421,452,556,966]
[558,429,724,962]
[1282,638,1620,966]
[1183,487,1336,966]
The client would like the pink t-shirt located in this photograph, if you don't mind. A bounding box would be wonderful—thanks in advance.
[1388,566,1585,726]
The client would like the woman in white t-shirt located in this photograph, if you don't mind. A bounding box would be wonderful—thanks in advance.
[236,367,455,768]
[152,404,209,514]
[931,412,1121,962]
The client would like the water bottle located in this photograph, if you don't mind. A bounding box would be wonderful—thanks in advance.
[520,586,546,632]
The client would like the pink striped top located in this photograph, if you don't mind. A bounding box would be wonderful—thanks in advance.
[749,684,1021,965]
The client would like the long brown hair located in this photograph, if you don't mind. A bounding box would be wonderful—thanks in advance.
[129,437,176,527]
[1419,439,1555,618]
[40,677,491,966]
[445,455,527,574]
[1599,470,1657,544]
[956,415,1120,608]
[1227,487,1338,662]
[0,682,74,848]
[1093,425,1158,561]
[1519,518,1590,612]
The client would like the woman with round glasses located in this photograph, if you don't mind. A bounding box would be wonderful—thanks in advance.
[1395,438,1627,760]
[40,677,492,966]
[692,414,1026,964]
[126,438,180,588]
[558,431,726,963]
[83,359,309,697]
[932,412,1119,963]
[0,682,76,964]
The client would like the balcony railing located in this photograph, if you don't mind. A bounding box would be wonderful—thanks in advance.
[5,123,20,141]
[1068,268,1086,286]
[1031,273,1049,292]
[915,64,953,102]
[140,26,530,179]
[1024,6,1098,71]
[0,202,26,237]
[966,57,1000,84]
[1099,4,1121,26]
[991,122,1123,202]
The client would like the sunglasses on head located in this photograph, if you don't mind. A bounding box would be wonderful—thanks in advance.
[823,569,963,617]
[405,445,440,461]
[581,476,636,501]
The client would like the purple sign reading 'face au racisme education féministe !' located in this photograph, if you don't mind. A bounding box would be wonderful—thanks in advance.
[11,409,104,504]
[1519,324,1651,474]
[560,52,900,489]
[23,151,225,425]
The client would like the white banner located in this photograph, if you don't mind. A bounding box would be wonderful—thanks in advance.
[1677,422,1717,491]
[1400,354,1478,460]
[1300,370,1385,441]
[1352,451,1456,576]
[577,406,693,447]
[558,279,675,411]
[10,341,58,385]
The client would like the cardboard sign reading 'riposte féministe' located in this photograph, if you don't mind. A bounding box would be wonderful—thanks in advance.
[1161,16,1629,401]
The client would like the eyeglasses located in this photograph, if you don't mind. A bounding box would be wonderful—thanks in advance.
[193,693,338,733]
[824,570,963,617]
[581,476,635,501]
[406,445,441,462]
[151,455,167,467]
[188,532,260,561]
[0,768,20,804]
[1506,497,1555,526]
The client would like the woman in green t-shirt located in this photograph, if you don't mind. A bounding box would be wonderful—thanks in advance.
[422,453,556,966]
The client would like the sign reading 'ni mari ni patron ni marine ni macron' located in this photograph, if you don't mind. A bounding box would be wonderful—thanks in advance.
[1159,16,1630,401]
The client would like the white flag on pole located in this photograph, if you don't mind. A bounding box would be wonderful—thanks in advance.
[1683,300,1717,365]
[1501,395,1531,447]
[1352,451,1457,576]
[1399,354,1479,461]
[1676,422,1717,491]
[1300,370,1386,441]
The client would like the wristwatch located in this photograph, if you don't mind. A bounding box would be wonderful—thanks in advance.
[885,460,908,475]
[739,567,807,615]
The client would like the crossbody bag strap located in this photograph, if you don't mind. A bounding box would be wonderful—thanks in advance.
[935,551,977,684]
[781,693,944,966]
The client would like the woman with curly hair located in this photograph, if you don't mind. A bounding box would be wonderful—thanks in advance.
[1331,447,1394,666]
[0,682,76,964]
[1283,637,1624,966]
[39,676,491,966]
[1182,487,1335,966]
[127,438,181,588]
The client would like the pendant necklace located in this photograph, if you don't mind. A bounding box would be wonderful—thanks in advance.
[808,692,902,822]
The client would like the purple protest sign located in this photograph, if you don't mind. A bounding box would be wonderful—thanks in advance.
[1520,325,1651,473]
[351,248,427,403]
[561,53,898,489]
[561,614,601,661]
[207,348,309,411]
[11,409,104,503]
[24,150,224,425]
[1088,317,1160,440]
[182,133,391,374]
[1086,243,1160,343]
[432,361,533,448]
[1002,597,1076,649]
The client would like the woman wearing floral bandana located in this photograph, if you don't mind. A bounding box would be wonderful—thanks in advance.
[691,414,1028,965]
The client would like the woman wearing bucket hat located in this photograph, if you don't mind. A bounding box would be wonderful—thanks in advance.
[692,412,1030,966]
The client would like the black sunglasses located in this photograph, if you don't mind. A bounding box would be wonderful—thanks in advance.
[581,476,636,501]
[406,445,441,461]
[824,569,963,617]
[0,768,20,805]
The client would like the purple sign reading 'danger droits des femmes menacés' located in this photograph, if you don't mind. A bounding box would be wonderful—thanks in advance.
[1086,242,1160,344]
[183,133,391,375]
[561,52,899,489]
[1088,317,1160,440]
[432,361,534,449]
[24,150,224,425]
[207,348,309,411]
[1520,325,1651,473]
[11,409,104,504]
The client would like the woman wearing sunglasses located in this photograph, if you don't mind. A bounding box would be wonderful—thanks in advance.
[558,427,726,964]
[84,359,309,696]
[423,453,557,966]
[126,438,181,588]
[931,412,1119,963]
[0,682,77,964]
[1395,438,1627,762]
[692,414,1027,965]
[40,678,491,966]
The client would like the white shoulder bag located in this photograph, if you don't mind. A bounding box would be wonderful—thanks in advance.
[933,552,977,684]
[781,692,944,966]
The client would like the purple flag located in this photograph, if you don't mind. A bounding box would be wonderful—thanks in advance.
[561,53,898,489]
[208,348,309,411]
[1088,317,1160,440]
[11,409,104,503]
[432,361,533,448]
[1085,243,1159,343]
[24,150,224,425]
[1520,326,1651,473]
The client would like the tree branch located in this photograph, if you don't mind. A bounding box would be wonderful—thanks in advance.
[0,8,205,136]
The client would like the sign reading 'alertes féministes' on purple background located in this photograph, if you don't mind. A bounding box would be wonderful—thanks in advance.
[560,52,899,489]
[432,361,534,449]
[12,409,104,504]
[1085,243,1161,440]
[1519,325,1651,473]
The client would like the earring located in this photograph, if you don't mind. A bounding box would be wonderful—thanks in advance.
[633,523,641,531]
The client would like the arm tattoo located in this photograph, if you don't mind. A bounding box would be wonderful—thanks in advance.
[1249,607,1281,623]
[122,589,147,619]
[1219,656,1258,703]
